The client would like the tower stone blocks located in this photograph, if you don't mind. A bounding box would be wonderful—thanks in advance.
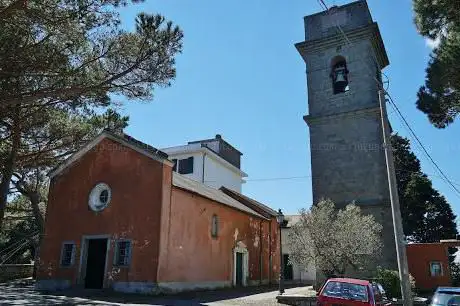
[295,0,397,273]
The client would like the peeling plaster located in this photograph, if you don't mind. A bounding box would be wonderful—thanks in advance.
[233,228,239,241]
[108,267,121,281]
[253,236,260,248]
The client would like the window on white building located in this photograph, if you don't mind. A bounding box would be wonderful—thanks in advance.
[178,157,194,174]
[430,261,443,277]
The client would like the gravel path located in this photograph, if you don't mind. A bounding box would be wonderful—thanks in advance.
[0,279,315,306]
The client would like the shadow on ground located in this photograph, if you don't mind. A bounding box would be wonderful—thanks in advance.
[0,279,303,305]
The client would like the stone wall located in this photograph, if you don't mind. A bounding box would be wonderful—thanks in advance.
[0,264,33,282]
[297,0,397,276]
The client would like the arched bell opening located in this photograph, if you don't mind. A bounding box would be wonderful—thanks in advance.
[330,56,349,94]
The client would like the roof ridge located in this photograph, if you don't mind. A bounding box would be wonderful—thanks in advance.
[172,173,266,219]
[219,186,278,217]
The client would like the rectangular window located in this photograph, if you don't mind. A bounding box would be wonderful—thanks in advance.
[60,242,75,267]
[172,159,177,172]
[211,214,219,238]
[178,157,194,174]
[430,261,443,276]
[114,240,132,267]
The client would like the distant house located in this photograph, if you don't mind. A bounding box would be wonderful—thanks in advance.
[281,215,316,285]
[406,240,460,291]
[36,131,280,294]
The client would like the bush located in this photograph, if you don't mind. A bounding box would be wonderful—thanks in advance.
[373,268,416,299]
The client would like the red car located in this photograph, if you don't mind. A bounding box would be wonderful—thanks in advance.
[317,278,392,306]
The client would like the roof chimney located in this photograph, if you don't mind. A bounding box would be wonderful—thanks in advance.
[215,134,222,140]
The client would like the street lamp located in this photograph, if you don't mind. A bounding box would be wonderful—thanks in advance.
[277,209,285,295]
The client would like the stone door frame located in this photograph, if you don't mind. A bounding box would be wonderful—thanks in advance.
[77,234,111,289]
[232,241,249,287]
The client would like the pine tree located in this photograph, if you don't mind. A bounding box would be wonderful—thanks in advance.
[0,0,183,228]
[391,134,458,244]
[413,0,460,128]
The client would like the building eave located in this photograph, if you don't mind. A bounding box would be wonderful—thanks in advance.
[172,173,266,220]
[49,131,174,179]
[219,186,278,218]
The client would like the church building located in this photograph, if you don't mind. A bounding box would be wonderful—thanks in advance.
[36,130,280,294]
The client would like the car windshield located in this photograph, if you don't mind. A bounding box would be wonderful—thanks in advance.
[322,281,369,302]
[431,292,460,306]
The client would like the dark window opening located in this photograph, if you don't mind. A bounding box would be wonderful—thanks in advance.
[61,243,75,267]
[99,190,109,204]
[211,214,218,238]
[114,240,131,266]
[331,56,349,94]
[172,159,177,172]
[178,157,194,174]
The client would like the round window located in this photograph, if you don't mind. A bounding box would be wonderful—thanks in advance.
[88,183,112,212]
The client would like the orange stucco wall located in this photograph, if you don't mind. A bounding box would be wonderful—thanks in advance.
[37,136,280,290]
[37,138,167,286]
[157,186,279,284]
[406,243,452,291]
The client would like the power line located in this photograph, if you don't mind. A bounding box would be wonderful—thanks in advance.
[318,0,329,11]
[386,94,460,197]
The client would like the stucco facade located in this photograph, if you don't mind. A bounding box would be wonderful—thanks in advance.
[36,131,280,294]
[407,241,460,291]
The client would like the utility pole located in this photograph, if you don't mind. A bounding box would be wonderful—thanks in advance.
[378,90,413,306]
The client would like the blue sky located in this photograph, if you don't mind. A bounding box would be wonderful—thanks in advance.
[118,0,460,217]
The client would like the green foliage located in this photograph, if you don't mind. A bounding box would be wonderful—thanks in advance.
[451,262,460,287]
[412,0,460,128]
[0,108,129,262]
[0,195,40,264]
[392,134,458,246]
[0,0,183,108]
[0,0,176,229]
[374,268,416,299]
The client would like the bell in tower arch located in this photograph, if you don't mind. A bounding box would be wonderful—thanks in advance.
[331,60,349,94]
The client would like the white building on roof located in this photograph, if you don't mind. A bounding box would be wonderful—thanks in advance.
[161,134,247,193]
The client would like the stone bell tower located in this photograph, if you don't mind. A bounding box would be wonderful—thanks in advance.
[295,0,397,272]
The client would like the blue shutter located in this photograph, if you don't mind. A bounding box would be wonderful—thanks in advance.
[125,241,132,266]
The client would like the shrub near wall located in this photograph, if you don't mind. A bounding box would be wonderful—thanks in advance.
[374,268,416,299]
[0,264,34,282]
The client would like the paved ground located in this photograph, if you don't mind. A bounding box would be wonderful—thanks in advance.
[0,279,315,305]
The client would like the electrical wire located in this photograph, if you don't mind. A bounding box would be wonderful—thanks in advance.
[386,94,460,197]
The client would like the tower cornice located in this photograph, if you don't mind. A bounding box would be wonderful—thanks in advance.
[295,23,389,69]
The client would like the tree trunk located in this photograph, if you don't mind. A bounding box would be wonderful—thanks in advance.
[29,192,44,233]
[31,192,46,279]
[0,108,21,230]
